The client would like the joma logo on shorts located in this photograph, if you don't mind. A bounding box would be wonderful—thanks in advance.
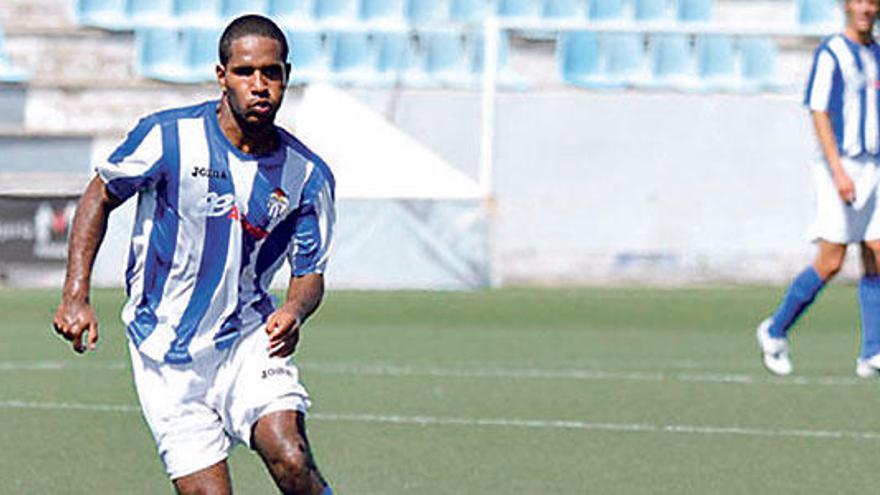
[261,367,293,379]
[191,166,228,180]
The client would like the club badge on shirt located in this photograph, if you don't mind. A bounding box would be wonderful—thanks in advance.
[267,188,290,221]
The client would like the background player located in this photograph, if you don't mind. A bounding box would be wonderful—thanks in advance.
[757,0,880,377]
[51,15,335,494]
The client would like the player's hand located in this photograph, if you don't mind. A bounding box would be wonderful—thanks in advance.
[833,171,856,204]
[52,299,99,354]
[265,307,302,358]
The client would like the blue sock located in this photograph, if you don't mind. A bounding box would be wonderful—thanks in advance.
[322,486,334,495]
[768,266,825,338]
[858,276,880,359]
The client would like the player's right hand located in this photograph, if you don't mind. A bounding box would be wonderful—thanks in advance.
[833,172,856,204]
[52,299,99,354]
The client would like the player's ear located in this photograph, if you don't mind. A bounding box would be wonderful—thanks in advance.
[216,63,227,92]
[283,62,291,86]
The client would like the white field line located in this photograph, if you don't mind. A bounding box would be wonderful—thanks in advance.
[2,400,880,441]
[0,360,870,387]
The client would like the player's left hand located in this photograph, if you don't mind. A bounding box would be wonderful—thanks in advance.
[265,307,302,358]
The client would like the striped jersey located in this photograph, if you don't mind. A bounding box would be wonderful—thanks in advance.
[805,33,880,158]
[96,100,335,365]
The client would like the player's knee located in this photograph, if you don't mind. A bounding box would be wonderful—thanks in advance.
[267,445,317,494]
[816,253,845,278]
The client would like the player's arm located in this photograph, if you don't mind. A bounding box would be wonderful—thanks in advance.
[265,273,324,358]
[811,110,855,203]
[52,176,122,353]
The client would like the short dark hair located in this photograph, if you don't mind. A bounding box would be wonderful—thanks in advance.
[218,14,289,66]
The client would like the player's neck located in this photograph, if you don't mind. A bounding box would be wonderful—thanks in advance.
[216,99,278,155]
[844,26,874,46]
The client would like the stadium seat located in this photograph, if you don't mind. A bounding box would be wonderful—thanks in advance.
[797,0,841,27]
[695,34,738,90]
[374,31,416,85]
[603,32,649,86]
[136,27,188,82]
[588,0,627,20]
[286,28,329,83]
[74,0,129,30]
[542,0,583,19]
[0,27,28,83]
[645,33,696,89]
[327,30,377,84]
[360,0,406,27]
[676,0,712,22]
[127,0,174,28]
[739,37,781,92]
[182,26,222,82]
[496,0,541,18]
[172,0,221,27]
[221,0,269,19]
[406,0,450,23]
[468,31,528,89]
[449,0,488,22]
[633,0,670,21]
[268,0,314,27]
[557,31,613,89]
[313,0,359,24]
[422,30,469,86]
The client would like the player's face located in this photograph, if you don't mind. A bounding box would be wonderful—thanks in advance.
[217,35,290,130]
[845,0,879,36]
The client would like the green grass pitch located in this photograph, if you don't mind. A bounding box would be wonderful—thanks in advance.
[1,285,879,494]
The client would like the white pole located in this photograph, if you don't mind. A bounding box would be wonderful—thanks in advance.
[479,17,501,288]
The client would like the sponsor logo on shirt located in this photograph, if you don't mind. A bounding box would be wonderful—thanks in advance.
[203,192,235,217]
[191,166,228,180]
[261,367,294,380]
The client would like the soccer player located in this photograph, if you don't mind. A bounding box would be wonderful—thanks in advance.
[51,15,335,495]
[756,0,880,377]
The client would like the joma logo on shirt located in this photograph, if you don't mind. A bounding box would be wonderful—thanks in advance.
[261,367,293,379]
[191,166,228,180]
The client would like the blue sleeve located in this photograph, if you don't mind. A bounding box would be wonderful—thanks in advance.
[289,165,336,276]
[95,116,165,202]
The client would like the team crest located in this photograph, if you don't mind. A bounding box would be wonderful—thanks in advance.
[267,188,289,220]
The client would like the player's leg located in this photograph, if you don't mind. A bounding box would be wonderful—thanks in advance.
[857,240,880,375]
[757,241,845,375]
[252,410,330,495]
[173,461,233,495]
[767,241,844,337]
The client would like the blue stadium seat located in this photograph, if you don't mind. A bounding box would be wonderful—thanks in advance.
[797,0,839,26]
[603,33,648,86]
[286,28,329,83]
[634,0,669,21]
[676,0,712,22]
[268,0,314,27]
[374,31,416,85]
[468,31,528,89]
[695,34,737,90]
[360,0,406,26]
[450,0,488,22]
[327,31,376,84]
[221,0,269,19]
[557,31,611,88]
[74,0,129,29]
[173,0,221,27]
[0,27,28,83]
[542,0,583,19]
[313,0,359,24]
[739,37,781,91]
[127,0,174,28]
[422,30,469,86]
[589,0,627,20]
[406,0,450,23]
[646,33,696,89]
[136,27,188,82]
[496,0,540,18]
[182,27,222,82]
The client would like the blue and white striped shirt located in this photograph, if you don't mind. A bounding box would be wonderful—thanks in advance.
[96,100,335,364]
[805,34,880,158]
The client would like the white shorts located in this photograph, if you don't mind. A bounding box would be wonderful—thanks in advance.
[809,156,880,244]
[128,326,310,480]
